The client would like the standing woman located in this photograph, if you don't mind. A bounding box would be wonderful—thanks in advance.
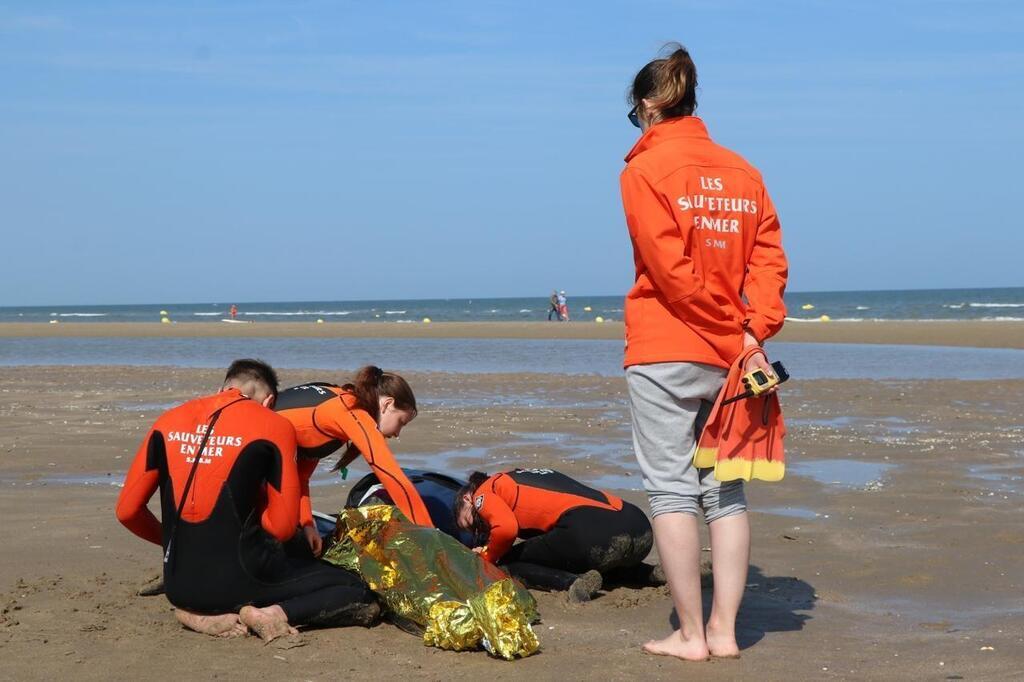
[620,44,787,660]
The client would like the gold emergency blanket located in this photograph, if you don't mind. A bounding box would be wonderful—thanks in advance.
[322,505,540,660]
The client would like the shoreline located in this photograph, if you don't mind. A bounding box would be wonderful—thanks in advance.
[0,320,1021,349]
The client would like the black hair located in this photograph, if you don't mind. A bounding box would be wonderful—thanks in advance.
[224,358,279,396]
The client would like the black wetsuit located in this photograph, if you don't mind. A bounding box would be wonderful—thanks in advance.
[116,391,375,626]
[472,469,654,591]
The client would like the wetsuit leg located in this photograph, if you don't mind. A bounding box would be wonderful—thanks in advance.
[255,560,375,627]
[502,561,579,592]
[501,503,654,575]
[241,530,376,627]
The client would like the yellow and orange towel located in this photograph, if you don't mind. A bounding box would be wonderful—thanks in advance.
[694,346,786,481]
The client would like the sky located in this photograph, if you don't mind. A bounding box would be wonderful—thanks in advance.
[1,0,1022,306]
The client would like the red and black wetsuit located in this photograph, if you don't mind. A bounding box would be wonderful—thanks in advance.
[472,468,653,587]
[274,383,433,528]
[115,389,373,625]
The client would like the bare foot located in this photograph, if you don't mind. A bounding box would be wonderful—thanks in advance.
[174,609,248,638]
[706,624,741,658]
[239,605,299,643]
[642,629,710,662]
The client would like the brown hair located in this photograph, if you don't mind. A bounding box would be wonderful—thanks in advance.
[454,471,492,541]
[629,42,698,123]
[334,365,417,469]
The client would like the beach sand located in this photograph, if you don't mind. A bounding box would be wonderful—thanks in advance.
[1,365,1022,679]
[1,319,1022,349]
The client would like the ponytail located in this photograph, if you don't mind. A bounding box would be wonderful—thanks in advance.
[344,365,386,421]
[629,42,698,122]
[333,365,417,471]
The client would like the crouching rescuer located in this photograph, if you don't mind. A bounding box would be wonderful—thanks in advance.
[115,359,380,641]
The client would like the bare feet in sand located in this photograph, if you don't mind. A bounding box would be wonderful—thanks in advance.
[706,624,741,658]
[641,629,710,662]
[239,605,299,643]
[175,609,248,638]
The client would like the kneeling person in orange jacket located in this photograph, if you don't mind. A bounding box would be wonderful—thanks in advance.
[115,359,379,641]
[454,468,656,602]
[274,365,432,558]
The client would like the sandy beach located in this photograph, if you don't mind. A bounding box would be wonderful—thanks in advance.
[2,319,1022,349]
[1,362,1022,680]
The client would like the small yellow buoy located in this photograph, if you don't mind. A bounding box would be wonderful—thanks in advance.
[801,304,814,310]
[819,314,831,322]
[159,310,169,316]
[422,317,431,324]
[583,306,592,312]
[161,316,171,324]
[316,318,324,324]
[595,316,604,323]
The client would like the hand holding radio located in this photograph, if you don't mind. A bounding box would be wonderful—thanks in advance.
[722,353,790,406]
[742,347,778,394]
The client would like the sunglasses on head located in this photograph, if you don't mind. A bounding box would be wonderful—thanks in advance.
[627,105,640,128]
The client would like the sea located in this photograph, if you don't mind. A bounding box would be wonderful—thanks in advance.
[0,287,1021,379]
[2,287,1023,324]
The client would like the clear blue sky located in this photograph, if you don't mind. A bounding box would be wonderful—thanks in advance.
[2,1,1021,306]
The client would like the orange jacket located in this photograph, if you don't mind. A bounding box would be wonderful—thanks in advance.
[115,389,301,545]
[694,346,786,481]
[621,116,788,368]
[275,384,433,528]
[472,469,622,563]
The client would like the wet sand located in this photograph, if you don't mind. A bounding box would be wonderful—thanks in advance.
[1,366,1022,679]
[1,319,1022,349]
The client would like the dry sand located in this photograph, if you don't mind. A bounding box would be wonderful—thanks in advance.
[1,365,1022,680]
[2,319,1022,349]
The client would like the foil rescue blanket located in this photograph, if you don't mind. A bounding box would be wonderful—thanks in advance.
[322,504,540,659]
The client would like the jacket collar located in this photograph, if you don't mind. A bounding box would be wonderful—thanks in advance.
[204,387,249,415]
[624,116,710,162]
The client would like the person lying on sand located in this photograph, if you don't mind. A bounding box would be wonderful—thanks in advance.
[274,366,431,558]
[115,359,380,642]
[454,468,661,602]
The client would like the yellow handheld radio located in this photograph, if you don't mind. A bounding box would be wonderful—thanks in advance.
[743,367,779,396]
[723,361,790,406]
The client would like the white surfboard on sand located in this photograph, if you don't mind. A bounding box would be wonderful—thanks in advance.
[220,319,253,324]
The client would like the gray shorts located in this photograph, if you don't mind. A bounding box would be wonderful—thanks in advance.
[626,362,747,521]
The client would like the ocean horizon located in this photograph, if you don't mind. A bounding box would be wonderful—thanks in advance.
[0,286,1021,324]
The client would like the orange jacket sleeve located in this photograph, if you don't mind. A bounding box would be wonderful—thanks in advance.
[115,427,163,546]
[296,457,318,528]
[477,490,519,564]
[315,400,434,528]
[742,186,788,342]
[260,424,301,542]
[620,167,741,336]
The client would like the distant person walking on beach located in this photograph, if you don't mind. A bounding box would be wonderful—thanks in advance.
[548,291,562,321]
[229,304,238,320]
[557,291,569,321]
[620,44,787,661]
